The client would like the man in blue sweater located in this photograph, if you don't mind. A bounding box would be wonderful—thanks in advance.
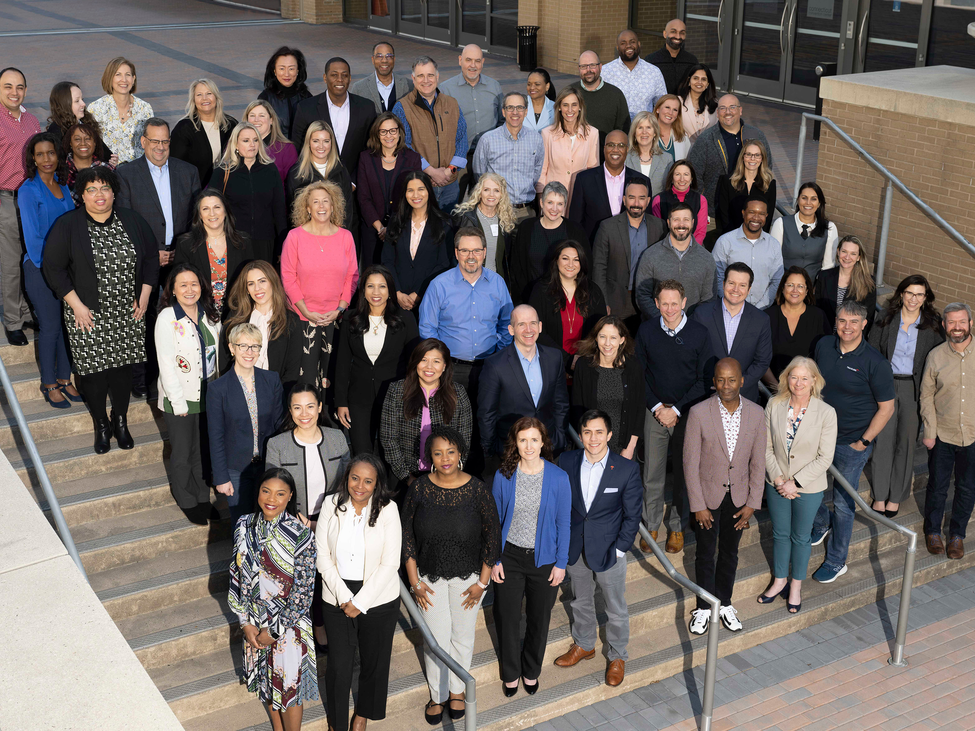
[635,279,713,554]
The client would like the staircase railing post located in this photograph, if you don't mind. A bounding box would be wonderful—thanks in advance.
[877,180,894,288]
[793,114,808,204]
[890,534,916,667]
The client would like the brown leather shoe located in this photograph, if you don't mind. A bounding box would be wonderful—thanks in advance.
[926,534,946,555]
[639,531,659,552]
[666,531,684,553]
[554,643,595,667]
[606,659,625,686]
[947,536,965,560]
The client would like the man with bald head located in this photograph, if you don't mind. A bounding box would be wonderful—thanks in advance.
[571,50,631,151]
[601,30,667,121]
[478,303,570,459]
[687,93,772,213]
[645,19,699,95]
[683,357,766,635]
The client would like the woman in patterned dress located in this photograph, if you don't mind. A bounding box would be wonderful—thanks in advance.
[228,467,318,731]
[43,167,158,455]
[87,57,153,164]
[61,122,115,207]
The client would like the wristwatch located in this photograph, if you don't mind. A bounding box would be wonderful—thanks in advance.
[859,437,871,447]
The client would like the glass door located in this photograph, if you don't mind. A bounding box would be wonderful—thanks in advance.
[398,0,452,43]
[784,0,847,105]
[369,0,393,30]
[734,0,791,98]
[457,0,488,46]
[855,0,925,72]
[684,0,735,89]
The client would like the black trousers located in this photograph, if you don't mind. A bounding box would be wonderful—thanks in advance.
[452,359,485,476]
[348,396,382,456]
[320,581,400,731]
[492,543,560,683]
[694,491,745,610]
[77,365,132,422]
[162,411,209,508]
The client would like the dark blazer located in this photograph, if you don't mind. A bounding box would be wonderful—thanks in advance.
[334,310,419,408]
[170,116,237,189]
[382,217,453,300]
[528,279,607,370]
[868,315,945,395]
[568,165,652,244]
[592,212,667,320]
[454,208,513,278]
[478,343,570,455]
[357,148,423,228]
[814,266,878,334]
[258,87,313,140]
[571,355,646,446]
[692,298,773,403]
[290,92,378,179]
[206,366,284,485]
[173,232,257,312]
[714,174,776,236]
[116,156,202,250]
[44,207,160,311]
[208,162,286,264]
[558,448,642,572]
[284,160,357,234]
[219,309,303,390]
[510,217,590,305]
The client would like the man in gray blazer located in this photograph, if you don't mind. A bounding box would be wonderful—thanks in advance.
[350,41,414,115]
[683,357,765,636]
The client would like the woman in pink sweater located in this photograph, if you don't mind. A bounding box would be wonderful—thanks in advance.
[281,179,358,393]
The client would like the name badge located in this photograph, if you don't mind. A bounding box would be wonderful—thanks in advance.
[491,224,499,237]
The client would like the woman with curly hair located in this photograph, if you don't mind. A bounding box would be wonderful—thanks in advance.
[491,417,571,697]
[62,122,115,206]
[46,81,114,163]
[171,78,238,187]
[715,139,775,236]
[285,120,356,234]
[257,47,312,140]
[452,172,516,276]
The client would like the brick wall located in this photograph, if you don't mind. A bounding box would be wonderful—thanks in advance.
[817,98,975,307]
[522,0,630,74]
[632,0,676,36]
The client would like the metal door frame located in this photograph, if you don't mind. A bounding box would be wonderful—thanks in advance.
[395,0,453,44]
[679,0,736,91]
[852,0,933,72]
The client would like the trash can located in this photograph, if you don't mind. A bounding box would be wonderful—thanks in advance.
[517,26,539,72]
[813,62,837,141]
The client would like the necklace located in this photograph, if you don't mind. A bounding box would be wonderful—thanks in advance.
[369,314,384,335]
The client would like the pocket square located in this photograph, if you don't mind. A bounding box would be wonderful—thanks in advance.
[604,488,619,493]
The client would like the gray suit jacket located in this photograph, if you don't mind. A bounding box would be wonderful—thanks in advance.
[592,211,666,320]
[350,73,414,115]
[116,156,201,250]
[264,427,351,518]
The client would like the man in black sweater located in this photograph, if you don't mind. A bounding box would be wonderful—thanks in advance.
[644,19,699,95]
[635,279,712,555]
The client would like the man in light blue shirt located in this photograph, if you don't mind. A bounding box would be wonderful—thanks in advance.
[473,92,543,209]
[712,197,783,309]
[514,310,544,407]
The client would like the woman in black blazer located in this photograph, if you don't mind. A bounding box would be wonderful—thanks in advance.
[814,235,877,332]
[528,240,606,373]
[173,189,256,314]
[335,265,419,455]
[452,172,517,279]
[714,139,775,236]
[170,79,237,188]
[381,171,452,314]
[285,120,357,239]
[207,122,286,264]
[570,315,644,460]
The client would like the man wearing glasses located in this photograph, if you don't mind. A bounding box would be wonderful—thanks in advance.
[350,42,414,115]
[473,91,543,219]
[686,93,771,212]
[116,117,201,398]
[570,51,631,150]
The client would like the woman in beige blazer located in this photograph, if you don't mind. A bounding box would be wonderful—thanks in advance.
[316,452,401,731]
[537,87,599,199]
[760,356,837,613]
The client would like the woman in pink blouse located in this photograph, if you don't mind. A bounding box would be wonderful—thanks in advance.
[537,87,599,200]
[281,180,358,394]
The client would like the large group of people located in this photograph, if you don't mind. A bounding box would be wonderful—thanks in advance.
[1,20,970,730]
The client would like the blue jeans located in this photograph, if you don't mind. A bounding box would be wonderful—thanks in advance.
[434,179,460,211]
[924,438,975,539]
[812,442,872,571]
[23,260,71,384]
[766,484,822,580]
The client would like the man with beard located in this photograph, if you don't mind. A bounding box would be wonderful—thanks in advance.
[571,51,631,151]
[711,196,783,309]
[645,19,699,96]
[921,302,975,560]
[601,30,667,121]
[634,203,716,320]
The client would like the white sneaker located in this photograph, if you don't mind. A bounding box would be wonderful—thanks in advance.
[719,605,743,632]
[688,608,710,635]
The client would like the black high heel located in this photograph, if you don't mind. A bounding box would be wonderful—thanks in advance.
[502,682,518,698]
[885,508,900,519]
[523,677,539,695]
[757,583,789,604]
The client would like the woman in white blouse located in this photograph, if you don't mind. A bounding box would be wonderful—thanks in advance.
[87,57,153,163]
[770,182,839,281]
[316,452,402,731]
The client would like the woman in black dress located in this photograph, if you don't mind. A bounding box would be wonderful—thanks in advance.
[257,46,312,141]
[170,78,238,188]
[285,120,356,235]
[762,266,831,385]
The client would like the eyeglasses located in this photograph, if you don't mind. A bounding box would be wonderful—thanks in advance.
[234,343,262,353]
[717,104,741,112]
[84,185,113,195]
[457,248,485,257]
[144,138,171,147]
[742,152,763,159]
[378,128,399,137]
[578,63,600,70]
[903,292,927,300]
[784,283,807,291]
[373,53,395,60]
[605,142,628,150]
[503,105,527,112]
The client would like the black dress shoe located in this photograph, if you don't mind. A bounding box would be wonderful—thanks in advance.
[23,319,38,330]
[424,700,444,726]
[131,383,149,398]
[523,678,539,695]
[502,683,518,698]
[94,418,112,454]
[5,328,27,346]
[180,504,210,525]
[112,411,134,449]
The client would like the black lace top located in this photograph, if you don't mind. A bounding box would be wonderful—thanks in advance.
[402,474,502,582]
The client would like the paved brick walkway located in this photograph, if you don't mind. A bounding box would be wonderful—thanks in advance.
[528,566,975,731]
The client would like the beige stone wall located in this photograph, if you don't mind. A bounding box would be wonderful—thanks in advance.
[817,97,975,306]
[520,0,629,74]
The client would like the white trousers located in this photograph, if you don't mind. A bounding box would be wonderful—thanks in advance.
[420,572,483,702]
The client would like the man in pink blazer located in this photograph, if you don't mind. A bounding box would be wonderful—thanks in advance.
[683,357,766,635]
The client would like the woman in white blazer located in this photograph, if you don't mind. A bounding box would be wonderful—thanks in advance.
[759,356,837,614]
[154,263,222,524]
[315,452,401,731]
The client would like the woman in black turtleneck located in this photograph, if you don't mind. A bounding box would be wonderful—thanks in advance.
[257,46,313,141]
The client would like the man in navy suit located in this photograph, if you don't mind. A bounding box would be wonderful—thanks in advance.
[692,261,772,403]
[554,410,642,687]
[478,304,570,459]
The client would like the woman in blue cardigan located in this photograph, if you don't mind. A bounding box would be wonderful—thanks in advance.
[491,416,571,698]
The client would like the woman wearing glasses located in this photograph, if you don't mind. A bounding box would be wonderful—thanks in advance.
[762,267,831,386]
[714,139,775,237]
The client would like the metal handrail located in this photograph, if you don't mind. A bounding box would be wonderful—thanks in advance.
[399,578,476,730]
[794,112,975,286]
[567,426,720,731]
[0,356,87,580]
[756,382,915,665]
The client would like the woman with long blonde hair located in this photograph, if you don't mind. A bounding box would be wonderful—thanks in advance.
[537,87,599,196]
[715,139,776,236]
[285,120,356,234]
[244,99,297,184]
[625,111,668,196]
[171,78,237,187]
[452,173,516,275]
[652,94,690,167]
[813,235,877,332]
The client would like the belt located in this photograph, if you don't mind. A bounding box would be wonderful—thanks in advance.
[0,190,16,197]
[505,543,535,554]
[451,356,483,365]
[512,202,533,209]
[893,374,914,380]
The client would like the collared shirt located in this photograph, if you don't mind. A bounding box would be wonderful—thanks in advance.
[719,398,743,462]
[600,57,668,119]
[722,300,744,353]
[0,106,40,190]
[652,313,688,415]
[148,159,175,249]
[770,212,840,270]
[920,338,975,447]
[580,449,609,512]
[891,317,920,375]
[440,73,503,145]
[375,74,395,112]
[712,226,784,309]
[517,346,543,406]
[627,217,648,290]
[604,164,625,216]
[472,124,544,205]
[418,266,513,361]
[326,93,351,154]
[718,124,744,174]
[393,92,469,169]
[666,236,689,261]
